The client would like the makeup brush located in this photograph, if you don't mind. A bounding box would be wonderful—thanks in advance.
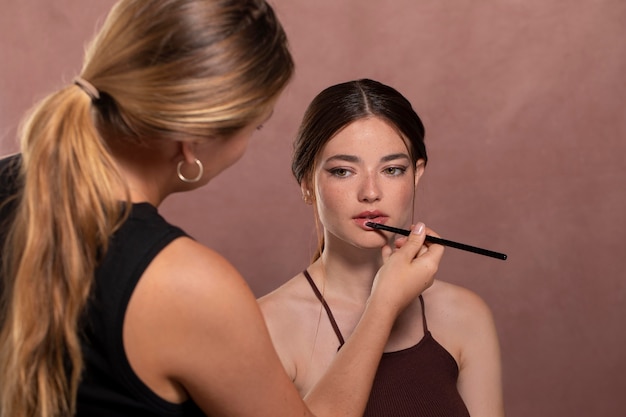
[365,222,507,260]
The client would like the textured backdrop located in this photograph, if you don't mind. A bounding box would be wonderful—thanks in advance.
[1,1,625,416]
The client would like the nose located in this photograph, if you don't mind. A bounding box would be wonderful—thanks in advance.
[358,173,381,203]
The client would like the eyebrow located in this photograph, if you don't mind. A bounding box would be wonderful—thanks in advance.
[324,153,410,164]
[381,153,410,163]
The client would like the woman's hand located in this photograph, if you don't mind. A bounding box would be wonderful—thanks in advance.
[370,222,444,316]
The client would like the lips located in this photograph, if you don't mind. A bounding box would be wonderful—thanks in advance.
[353,211,388,229]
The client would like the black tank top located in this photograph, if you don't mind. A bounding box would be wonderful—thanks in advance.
[77,203,206,416]
[0,155,206,416]
[303,270,470,417]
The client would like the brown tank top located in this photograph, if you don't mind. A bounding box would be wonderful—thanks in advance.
[303,270,470,417]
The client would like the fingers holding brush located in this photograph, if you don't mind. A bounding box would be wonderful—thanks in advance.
[390,224,441,258]
[373,223,444,315]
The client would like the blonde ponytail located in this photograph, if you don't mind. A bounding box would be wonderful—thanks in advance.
[0,86,128,417]
[1,1,293,415]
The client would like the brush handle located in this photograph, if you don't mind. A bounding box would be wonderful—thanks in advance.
[365,222,507,261]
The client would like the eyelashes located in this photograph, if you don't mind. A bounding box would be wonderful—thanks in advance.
[383,166,407,176]
[326,166,409,178]
[328,167,350,177]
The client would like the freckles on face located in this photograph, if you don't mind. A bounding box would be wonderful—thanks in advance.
[313,117,417,247]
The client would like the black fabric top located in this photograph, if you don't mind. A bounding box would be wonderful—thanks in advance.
[0,154,206,416]
[0,154,22,300]
[0,153,21,256]
[77,202,206,416]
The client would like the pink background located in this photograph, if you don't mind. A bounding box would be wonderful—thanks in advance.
[1,1,625,415]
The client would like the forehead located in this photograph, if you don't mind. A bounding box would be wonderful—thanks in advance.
[320,117,410,158]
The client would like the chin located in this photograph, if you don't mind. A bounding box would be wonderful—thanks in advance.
[353,237,389,250]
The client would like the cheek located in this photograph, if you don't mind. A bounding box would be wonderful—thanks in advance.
[315,182,346,220]
[392,182,417,220]
[398,186,415,205]
[317,186,342,209]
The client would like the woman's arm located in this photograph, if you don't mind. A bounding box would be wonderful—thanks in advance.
[126,223,440,417]
[126,238,313,416]
[455,292,505,417]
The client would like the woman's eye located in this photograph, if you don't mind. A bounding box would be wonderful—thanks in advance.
[384,167,407,176]
[329,168,350,177]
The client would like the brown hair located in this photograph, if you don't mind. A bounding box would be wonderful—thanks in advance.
[0,1,293,416]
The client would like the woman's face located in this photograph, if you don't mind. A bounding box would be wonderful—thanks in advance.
[310,117,424,250]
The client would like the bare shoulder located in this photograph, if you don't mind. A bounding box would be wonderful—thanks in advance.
[126,236,260,355]
[126,237,315,415]
[126,236,258,352]
[152,236,246,287]
[258,272,319,339]
[258,272,310,315]
[426,282,503,416]
[257,272,325,381]
[421,279,497,360]
[424,279,494,322]
[141,236,268,338]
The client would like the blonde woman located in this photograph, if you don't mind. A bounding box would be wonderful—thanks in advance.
[0,2,442,417]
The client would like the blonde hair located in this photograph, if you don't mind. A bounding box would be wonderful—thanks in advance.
[0,1,293,416]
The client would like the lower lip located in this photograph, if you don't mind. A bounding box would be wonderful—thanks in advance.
[354,217,388,230]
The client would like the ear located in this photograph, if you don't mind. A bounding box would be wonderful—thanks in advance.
[300,181,314,205]
[414,159,426,187]
[179,141,198,164]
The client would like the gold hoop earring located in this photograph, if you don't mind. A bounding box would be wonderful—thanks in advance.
[302,191,313,205]
[177,159,204,183]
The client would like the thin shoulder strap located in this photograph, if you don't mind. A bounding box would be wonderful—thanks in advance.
[303,270,346,348]
[418,294,429,332]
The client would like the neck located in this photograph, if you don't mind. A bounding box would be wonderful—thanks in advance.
[313,240,383,306]
[109,141,178,207]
